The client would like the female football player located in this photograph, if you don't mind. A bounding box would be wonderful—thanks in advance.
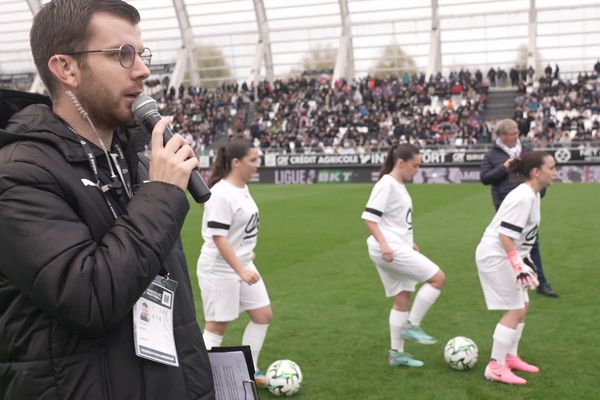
[197,138,272,385]
[362,143,446,368]
[476,151,556,385]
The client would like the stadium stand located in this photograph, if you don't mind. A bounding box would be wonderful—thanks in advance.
[152,70,489,155]
[514,70,600,146]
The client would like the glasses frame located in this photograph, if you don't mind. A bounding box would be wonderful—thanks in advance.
[64,43,152,69]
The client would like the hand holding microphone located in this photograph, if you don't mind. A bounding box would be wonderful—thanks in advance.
[132,95,211,203]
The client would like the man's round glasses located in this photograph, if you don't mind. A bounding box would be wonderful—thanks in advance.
[64,44,152,69]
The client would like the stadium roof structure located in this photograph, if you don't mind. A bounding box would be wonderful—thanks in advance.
[1,0,600,92]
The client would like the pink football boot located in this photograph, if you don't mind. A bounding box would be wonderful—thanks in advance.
[506,354,540,373]
[484,360,527,385]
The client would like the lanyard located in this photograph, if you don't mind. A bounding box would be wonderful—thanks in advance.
[67,127,133,220]
[109,144,134,199]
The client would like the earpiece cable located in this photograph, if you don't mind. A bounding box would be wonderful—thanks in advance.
[66,90,117,179]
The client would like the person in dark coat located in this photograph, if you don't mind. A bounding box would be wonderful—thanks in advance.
[0,1,215,399]
[480,119,558,298]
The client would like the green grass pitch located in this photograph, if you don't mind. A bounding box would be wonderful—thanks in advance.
[181,183,599,400]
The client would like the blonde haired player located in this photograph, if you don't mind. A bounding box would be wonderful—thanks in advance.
[362,143,446,368]
[476,151,556,385]
[197,138,272,386]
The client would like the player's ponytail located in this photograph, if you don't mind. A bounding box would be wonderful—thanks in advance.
[508,150,550,180]
[208,138,253,187]
[379,143,420,178]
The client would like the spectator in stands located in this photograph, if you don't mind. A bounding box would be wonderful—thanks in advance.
[510,67,519,87]
[488,67,497,87]
[480,119,559,298]
[519,66,527,82]
[594,60,600,77]
[497,67,508,87]
[527,66,535,82]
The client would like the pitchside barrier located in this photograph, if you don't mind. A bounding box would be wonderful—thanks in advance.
[198,146,600,184]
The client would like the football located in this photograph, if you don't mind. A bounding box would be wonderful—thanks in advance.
[444,336,478,370]
[265,359,303,397]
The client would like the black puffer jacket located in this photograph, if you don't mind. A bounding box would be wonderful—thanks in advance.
[0,91,214,400]
[480,143,533,209]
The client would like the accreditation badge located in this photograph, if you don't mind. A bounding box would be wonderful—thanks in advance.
[133,275,179,367]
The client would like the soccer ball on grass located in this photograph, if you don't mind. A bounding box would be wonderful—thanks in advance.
[443,336,478,370]
[265,359,303,397]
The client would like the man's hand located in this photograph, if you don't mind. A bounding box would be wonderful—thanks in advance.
[149,117,198,190]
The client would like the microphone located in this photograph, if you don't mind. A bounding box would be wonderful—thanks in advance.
[132,95,211,203]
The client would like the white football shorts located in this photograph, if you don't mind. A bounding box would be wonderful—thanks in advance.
[368,244,440,297]
[475,243,529,310]
[198,260,271,321]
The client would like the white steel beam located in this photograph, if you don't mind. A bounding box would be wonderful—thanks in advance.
[527,0,538,80]
[249,0,274,83]
[171,0,199,88]
[426,0,441,78]
[332,0,355,84]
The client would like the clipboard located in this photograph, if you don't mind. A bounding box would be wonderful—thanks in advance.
[208,346,261,400]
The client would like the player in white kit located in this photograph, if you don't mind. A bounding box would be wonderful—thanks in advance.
[197,139,272,385]
[362,144,446,368]
[476,151,556,385]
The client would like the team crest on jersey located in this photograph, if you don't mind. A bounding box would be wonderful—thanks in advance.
[524,225,538,246]
[243,212,259,239]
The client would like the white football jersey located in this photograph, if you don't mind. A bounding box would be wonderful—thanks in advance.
[479,183,540,258]
[199,179,259,275]
[361,174,414,249]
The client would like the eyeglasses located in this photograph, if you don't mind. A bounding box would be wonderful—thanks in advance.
[64,44,152,69]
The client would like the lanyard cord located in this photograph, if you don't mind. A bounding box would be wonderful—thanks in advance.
[67,126,133,220]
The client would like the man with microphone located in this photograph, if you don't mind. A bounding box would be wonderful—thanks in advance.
[0,1,214,399]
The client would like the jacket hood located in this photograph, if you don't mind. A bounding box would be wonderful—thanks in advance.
[0,103,93,160]
[0,88,51,127]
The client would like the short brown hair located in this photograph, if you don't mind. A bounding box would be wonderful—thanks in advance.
[30,0,140,96]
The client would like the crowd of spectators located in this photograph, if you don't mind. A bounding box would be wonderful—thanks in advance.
[513,63,600,146]
[153,70,489,155]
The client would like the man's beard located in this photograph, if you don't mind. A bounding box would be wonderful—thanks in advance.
[76,70,133,132]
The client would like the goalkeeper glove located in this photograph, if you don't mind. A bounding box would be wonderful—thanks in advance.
[507,250,539,290]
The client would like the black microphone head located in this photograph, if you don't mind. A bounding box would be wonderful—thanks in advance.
[131,94,159,125]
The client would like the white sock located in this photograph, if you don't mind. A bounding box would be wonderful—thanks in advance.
[242,321,270,371]
[408,283,441,326]
[203,330,223,350]
[491,323,517,364]
[508,322,525,356]
[389,309,409,352]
